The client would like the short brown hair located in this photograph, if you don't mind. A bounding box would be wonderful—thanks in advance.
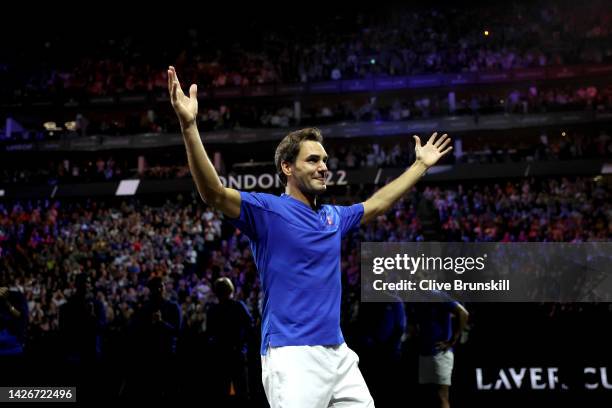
[274,128,324,185]
[213,277,234,299]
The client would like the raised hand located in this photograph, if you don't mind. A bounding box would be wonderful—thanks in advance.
[168,66,198,127]
[413,132,453,168]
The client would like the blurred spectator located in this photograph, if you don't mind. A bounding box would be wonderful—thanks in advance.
[122,277,181,400]
[206,277,254,404]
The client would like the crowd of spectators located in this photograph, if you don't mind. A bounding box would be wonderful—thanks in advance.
[0,176,609,341]
[2,1,611,102]
[2,2,612,402]
[1,128,610,185]
[3,82,611,143]
[0,156,131,185]
[0,197,228,338]
[1,175,610,401]
[325,129,612,167]
[195,84,612,131]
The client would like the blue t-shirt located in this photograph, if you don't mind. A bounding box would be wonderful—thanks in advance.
[414,300,459,355]
[228,192,363,355]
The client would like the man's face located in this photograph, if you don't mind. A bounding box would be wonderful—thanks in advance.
[286,140,328,195]
[150,282,166,300]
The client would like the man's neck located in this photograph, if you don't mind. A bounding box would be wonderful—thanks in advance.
[285,185,317,209]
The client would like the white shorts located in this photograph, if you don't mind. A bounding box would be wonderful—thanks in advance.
[418,351,454,386]
[261,343,375,408]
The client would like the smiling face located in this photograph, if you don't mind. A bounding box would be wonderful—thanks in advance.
[283,140,329,196]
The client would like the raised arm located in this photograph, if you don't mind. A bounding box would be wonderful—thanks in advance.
[361,132,452,224]
[168,66,241,218]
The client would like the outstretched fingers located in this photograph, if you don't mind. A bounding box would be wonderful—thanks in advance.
[168,67,178,102]
[169,66,180,86]
[168,66,184,101]
[438,137,451,151]
[434,133,448,148]
[440,146,453,156]
[427,132,438,145]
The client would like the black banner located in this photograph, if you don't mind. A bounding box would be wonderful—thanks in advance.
[0,160,606,199]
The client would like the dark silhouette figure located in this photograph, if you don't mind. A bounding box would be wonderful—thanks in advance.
[59,273,107,399]
[121,277,182,400]
[206,277,254,405]
[0,280,29,386]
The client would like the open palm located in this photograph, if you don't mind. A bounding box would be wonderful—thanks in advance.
[168,66,198,127]
[414,132,453,168]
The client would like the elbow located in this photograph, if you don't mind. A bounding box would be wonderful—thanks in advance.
[366,197,385,217]
[371,199,389,218]
[363,198,387,224]
[197,184,224,205]
[206,187,228,208]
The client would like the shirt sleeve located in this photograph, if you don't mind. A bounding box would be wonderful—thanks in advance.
[336,203,364,238]
[226,191,272,241]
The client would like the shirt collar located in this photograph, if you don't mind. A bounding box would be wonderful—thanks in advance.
[281,193,321,212]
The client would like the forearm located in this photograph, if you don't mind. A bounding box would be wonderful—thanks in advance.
[364,160,428,221]
[181,122,224,203]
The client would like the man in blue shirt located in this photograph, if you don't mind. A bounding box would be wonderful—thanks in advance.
[413,300,469,408]
[168,66,453,408]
